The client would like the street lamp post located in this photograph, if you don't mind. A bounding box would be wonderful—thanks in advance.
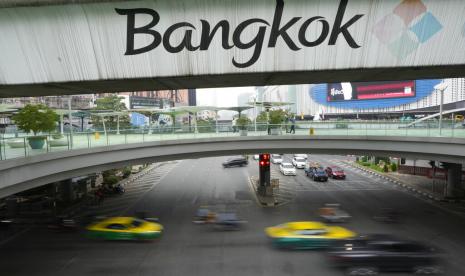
[116,115,120,135]
[439,88,444,136]
[215,110,219,134]
[253,96,257,132]
[68,96,73,148]
[434,81,448,136]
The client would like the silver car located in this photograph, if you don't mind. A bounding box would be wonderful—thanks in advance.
[279,163,297,176]
[271,154,283,164]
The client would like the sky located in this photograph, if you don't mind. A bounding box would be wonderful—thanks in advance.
[196,86,255,107]
[196,87,255,120]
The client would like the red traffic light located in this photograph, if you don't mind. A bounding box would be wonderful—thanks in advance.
[259,154,271,166]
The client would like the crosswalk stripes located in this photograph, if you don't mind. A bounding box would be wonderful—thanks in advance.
[81,161,179,217]
[271,171,296,206]
[328,159,394,190]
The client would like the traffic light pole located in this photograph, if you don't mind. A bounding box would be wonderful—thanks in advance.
[258,154,272,196]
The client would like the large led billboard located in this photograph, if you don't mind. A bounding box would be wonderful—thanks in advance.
[327,81,415,102]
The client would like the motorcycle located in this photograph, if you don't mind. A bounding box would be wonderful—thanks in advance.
[192,208,216,224]
[102,184,125,195]
[212,212,247,231]
[113,184,125,195]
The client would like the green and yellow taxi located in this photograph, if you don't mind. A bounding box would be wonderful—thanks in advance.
[265,221,356,249]
[86,217,163,241]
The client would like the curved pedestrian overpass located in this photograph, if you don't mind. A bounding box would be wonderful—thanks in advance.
[1,122,465,198]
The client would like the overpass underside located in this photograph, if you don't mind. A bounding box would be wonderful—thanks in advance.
[1,135,465,198]
[2,65,465,97]
[1,0,465,97]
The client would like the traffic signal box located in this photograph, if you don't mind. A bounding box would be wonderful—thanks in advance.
[259,154,271,187]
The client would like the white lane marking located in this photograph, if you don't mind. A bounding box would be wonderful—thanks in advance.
[59,256,76,271]
[120,162,179,215]
[0,227,31,247]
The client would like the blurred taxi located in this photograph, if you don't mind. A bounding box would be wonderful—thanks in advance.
[265,221,356,249]
[86,217,163,240]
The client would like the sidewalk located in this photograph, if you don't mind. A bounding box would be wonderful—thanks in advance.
[385,172,446,200]
[346,161,445,201]
[345,161,465,216]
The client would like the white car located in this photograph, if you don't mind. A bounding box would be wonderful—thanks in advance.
[253,154,259,160]
[271,154,283,164]
[292,157,306,169]
[279,163,297,176]
[293,154,307,159]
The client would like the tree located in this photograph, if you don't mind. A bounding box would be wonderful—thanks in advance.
[92,95,130,130]
[94,95,126,111]
[269,109,287,126]
[12,104,58,135]
[255,111,268,130]
[196,118,215,133]
[236,115,252,130]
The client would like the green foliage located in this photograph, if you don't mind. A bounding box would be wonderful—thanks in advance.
[383,164,389,172]
[255,112,268,130]
[197,119,215,133]
[361,156,369,162]
[236,115,252,130]
[390,163,397,172]
[102,169,118,178]
[95,95,126,111]
[103,175,119,186]
[12,104,58,135]
[102,168,123,185]
[92,95,130,130]
[375,156,390,165]
[269,109,286,125]
[122,167,132,178]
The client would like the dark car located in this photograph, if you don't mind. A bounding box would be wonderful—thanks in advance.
[327,235,444,275]
[222,157,248,168]
[325,166,346,179]
[305,167,328,182]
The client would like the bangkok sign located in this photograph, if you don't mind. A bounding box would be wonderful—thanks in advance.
[116,0,364,68]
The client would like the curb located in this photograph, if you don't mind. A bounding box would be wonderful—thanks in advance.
[120,163,159,187]
[247,177,277,207]
[343,161,443,202]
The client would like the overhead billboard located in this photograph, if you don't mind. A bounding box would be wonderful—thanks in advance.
[327,81,415,102]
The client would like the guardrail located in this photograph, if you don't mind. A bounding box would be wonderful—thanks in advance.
[0,121,464,161]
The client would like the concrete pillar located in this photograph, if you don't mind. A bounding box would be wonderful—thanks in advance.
[446,163,462,198]
[60,179,75,203]
[6,198,18,217]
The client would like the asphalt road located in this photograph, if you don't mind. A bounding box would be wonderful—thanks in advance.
[1,155,465,275]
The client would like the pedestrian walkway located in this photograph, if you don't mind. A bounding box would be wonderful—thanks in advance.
[271,170,296,206]
[386,172,446,199]
[2,122,465,161]
[80,161,179,218]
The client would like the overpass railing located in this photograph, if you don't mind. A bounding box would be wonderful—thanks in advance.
[0,121,464,161]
